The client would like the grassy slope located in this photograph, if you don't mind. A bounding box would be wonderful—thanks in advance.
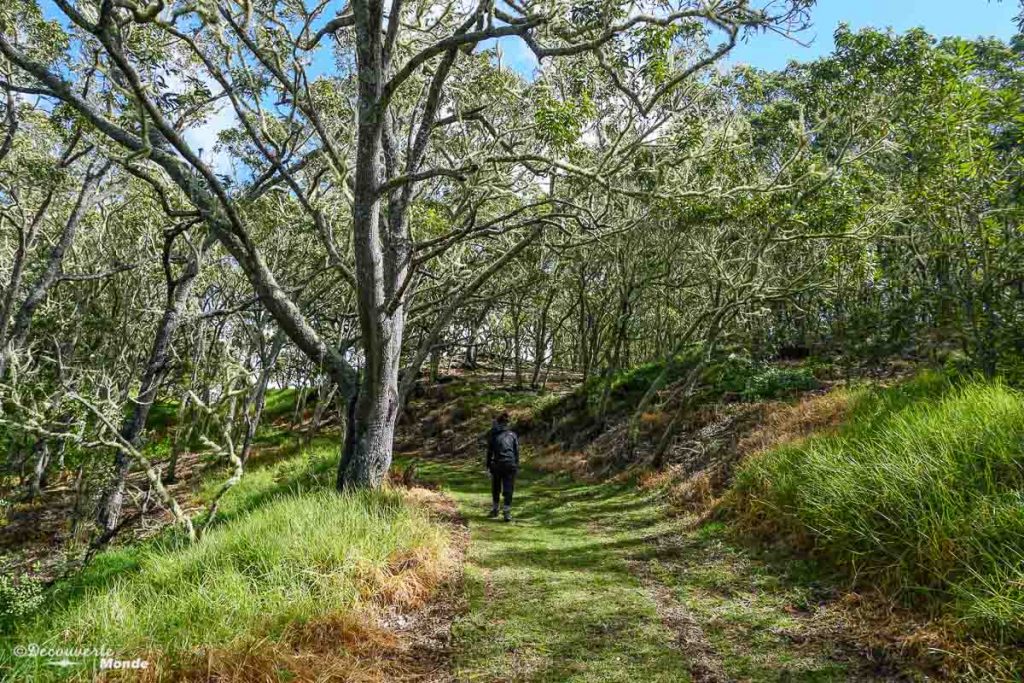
[413,452,879,682]
[733,373,1024,649]
[413,366,1024,680]
[8,368,1019,680]
[2,441,451,681]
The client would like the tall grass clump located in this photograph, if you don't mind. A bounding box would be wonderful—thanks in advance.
[4,446,450,679]
[733,372,1024,642]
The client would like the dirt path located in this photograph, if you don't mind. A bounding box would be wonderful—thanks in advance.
[628,557,730,683]
[414,453,923,683]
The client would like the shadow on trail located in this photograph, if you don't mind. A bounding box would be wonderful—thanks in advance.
[411,454,692,682]
[411,449,920,682]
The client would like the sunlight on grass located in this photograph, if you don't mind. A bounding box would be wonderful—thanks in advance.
[734,372,1024,642]
[3,445,450,680]
[415,457,693,682]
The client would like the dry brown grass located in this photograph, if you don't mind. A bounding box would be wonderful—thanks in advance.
[364,486,462,613]
[737,388,852,457]
[529,444,591,478]
[637,410,672,431]
[667,471,717,512]
[152,615,410,683]
[355,544,448,611]
[637,466,726,517]
[816,589,1024,682]
[124,487,467,683]
[399,485,459,519]
[636,466,677,490]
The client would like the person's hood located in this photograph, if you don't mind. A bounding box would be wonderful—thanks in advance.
[491,422,509,433]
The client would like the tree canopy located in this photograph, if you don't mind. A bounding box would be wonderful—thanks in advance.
[0,0,1022,553]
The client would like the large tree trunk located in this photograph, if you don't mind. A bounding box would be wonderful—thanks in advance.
[337,3,404,489]
[334,299,405,490]
[336,333,402,489]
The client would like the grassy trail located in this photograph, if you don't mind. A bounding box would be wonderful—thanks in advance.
[416,456,691,682]
[415,451,903,683]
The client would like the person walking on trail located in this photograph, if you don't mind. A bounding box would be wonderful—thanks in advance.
[487,412,519,522]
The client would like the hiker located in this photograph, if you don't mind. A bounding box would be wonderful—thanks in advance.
[486,412,519,522]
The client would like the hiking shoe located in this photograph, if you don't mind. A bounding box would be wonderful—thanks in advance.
[488,507,499,518]
[502,509,512,522]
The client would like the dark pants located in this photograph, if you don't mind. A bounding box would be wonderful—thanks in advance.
[490,467,516,509]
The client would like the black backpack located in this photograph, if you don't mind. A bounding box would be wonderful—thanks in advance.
[491,429,518,467]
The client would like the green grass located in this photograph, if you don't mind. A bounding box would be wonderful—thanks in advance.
[642,521,870,682]
[457,386,550,412]
[411,451,872,681]
[2,443,449,680]
[413,455,692,682]
[733,372,1024,642]
[261,387,304,421]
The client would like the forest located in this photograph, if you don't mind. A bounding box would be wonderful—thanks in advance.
[0,0,1022,680]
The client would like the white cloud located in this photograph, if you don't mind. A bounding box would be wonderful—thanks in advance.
[160,69,237,176]
[183,96,237,176]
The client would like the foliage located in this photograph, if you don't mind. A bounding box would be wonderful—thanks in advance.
[142,401,179,433]
[0,574,44,626]
[704,353,819,401]
[560,351,819,421]
[746,29,1024,377]
[739,367,819,401]
[534,93,596,151]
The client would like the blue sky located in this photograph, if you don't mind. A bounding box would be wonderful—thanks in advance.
[487,1,1021,79]
[38,0,1020,76]
[34,0,1020,169]
[729,0,1021,70]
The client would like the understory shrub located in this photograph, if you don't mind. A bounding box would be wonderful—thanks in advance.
[740,366,819,401]
[0,574,44,626]
[705,354,820,401]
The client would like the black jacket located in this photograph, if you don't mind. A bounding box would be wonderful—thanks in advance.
[487,423,519,471]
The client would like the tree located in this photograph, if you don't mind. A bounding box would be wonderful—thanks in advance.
[0,0,814,488]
